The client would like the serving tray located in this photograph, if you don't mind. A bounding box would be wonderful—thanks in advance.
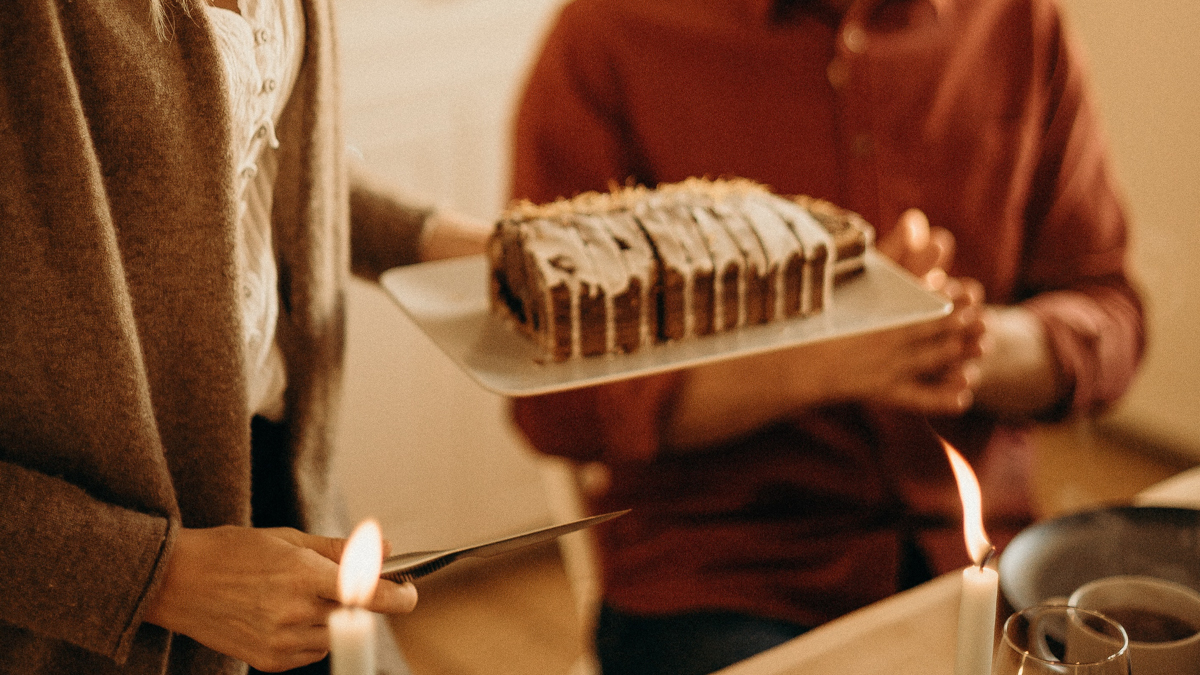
[380,250,951,397]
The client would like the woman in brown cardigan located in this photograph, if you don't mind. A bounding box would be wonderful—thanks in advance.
[0,0,490,673]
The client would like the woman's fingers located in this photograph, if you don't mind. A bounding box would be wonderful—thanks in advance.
[367,580,419,614]
[252,622,333,672]
[270,528,346,564]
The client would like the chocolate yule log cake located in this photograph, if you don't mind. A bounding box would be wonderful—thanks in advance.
[488,178,874,362]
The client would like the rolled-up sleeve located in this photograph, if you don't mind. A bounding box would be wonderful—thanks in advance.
[1016,9,1146,420]
[0,458,175,663]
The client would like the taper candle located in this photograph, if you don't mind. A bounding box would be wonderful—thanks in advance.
[943,440,999,675]
[330,519,383,675]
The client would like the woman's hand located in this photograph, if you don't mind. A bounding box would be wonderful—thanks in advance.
[144,526,417,672]
[419,210,493,261]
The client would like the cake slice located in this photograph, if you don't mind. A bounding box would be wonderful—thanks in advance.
[757,193,835,315]
[632,195,716,341]
[574,211,657,354]
[726,191,807,321]
[527,218,598,360]
[688,204,745,332]
[708,201,771,327]
[793,196,874,282]
[489,214,599,360]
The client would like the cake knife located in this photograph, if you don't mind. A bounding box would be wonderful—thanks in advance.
[379,509,628,583]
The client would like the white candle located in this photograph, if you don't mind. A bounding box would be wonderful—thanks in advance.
[943,440,998,675]
[330,519,383,675]
[330,606,375,675]
[955,564,998,675]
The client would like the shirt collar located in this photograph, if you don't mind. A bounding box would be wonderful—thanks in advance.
[751,0,949,26]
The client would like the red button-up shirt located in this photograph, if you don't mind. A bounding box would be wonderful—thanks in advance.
[509,0,1144,627]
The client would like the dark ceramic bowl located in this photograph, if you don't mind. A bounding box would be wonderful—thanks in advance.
[999,506,1200,611]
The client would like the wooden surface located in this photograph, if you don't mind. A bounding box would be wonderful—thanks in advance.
[715,574,961,675]
[1136,465,1200,508]
[387,542,588,675]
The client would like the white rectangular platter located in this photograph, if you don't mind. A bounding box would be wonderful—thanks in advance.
[380,251,951,397]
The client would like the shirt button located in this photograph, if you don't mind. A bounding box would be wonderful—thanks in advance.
[254,28,271,44]
[842,24,867,54]
[852,133,873,158]
[826,57,849,90]
[262,78,277,94]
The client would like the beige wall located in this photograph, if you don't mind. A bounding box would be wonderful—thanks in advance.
[1057,1,1200,460]
[333,0,568,549]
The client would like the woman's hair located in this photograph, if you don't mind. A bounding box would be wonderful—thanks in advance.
[151,0,204,39]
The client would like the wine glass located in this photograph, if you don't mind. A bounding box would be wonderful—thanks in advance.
[993,604,1132,675]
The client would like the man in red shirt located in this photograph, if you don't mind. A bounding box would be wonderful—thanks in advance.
[509,0,1145,673]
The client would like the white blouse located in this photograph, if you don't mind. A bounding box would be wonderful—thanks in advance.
[207,0,304,420]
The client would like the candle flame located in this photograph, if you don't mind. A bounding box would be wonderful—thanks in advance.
[940,439,992,565]
[338,519,383,607]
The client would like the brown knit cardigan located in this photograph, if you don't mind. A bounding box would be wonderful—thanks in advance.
[0,1,432,672]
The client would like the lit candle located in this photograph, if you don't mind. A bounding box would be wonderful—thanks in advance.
[330,519,383,675]
[943,439,999,675]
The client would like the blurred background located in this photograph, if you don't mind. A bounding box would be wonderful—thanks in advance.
[328,0,1199,671]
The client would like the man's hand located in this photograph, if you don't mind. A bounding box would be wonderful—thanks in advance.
[838,207,985,412]
[145,526,418,672]
[665,207,1061,449]
[812,275,985,413]
[874,208,1064,418]
[876,208,956,288]
[666,208,983,449]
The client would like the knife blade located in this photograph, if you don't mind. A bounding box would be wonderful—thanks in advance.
[379,509,628,583]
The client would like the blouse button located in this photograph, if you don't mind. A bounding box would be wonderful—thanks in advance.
[842,24,867,54]
[262,78,277,94]
[254,28,271,44]
[852,133,873,158]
